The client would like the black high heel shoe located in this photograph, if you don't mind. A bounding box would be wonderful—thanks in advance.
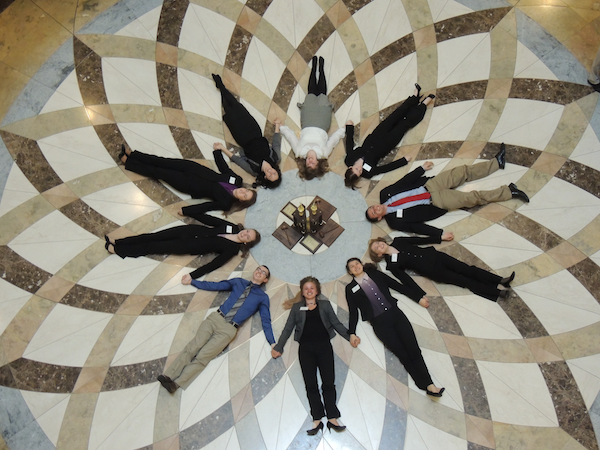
[500,271,515,287]
[118,144,127,162]
[104,235,111,251]
[306,422,324,436]
[426,387,445,397]
[327,421,346,432]
[415,83,421,96]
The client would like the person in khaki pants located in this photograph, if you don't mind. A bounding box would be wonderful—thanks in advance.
[158,265,274,393]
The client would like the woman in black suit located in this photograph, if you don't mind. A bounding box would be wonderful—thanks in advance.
[369,237,514,302]
[105,214,260,279]
[271,276,359,435]
[345,258,444,397]
[344,85,434,189]
[119,147,256,215]
[212,74,282,189]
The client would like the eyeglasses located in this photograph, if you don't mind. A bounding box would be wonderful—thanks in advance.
[256,267,269,276]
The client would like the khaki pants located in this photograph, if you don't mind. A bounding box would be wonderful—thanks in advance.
[425,159,511,211]
[164,312,237,390]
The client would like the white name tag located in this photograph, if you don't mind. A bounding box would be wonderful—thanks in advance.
[363,163,372,172]
[226,225,233,233]
[396,210,403,218]
[229,176,236,184]
[391,253,398,262]
[351,284,360,293]
[300,306,309,311]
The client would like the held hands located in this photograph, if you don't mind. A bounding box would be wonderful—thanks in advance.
[181,274,192,285]
[271,343,281,359]
[346,120,354,126]
[350,334,361,348]
[273,118,281,132]
[422,161,434,171]
[405,155,412,162]
[418,297,430,308]
[441,232,454,241]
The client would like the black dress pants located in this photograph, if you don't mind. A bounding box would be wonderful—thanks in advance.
[370,309,433,390]
[298,340,340,420]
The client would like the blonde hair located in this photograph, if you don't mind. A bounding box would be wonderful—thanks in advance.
[282,276,321,310]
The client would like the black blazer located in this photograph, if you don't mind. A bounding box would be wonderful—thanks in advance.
[273,297,350,353]
[344,124,408,179]
[379,166,446,238]
[345,268,422,334]
[181,150,244,216]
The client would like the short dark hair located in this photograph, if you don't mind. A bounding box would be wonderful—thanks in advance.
[365,208,378,223]
[344,168,360,189]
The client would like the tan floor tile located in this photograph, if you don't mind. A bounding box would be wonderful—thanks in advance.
[24,0,78,31]
[357,77,380,119]
[403,0,434,31]
[86,105,115,125]
[77,34,156,60]
[238,6,261,34]
[326,0,351,28]
[349,349,387,396]
[228,341,251,397]
[546,241,587,268]
[387,374,409,411]
[568,215,600,255]
[413,25,437,50]
[416,46,438,93]
[553,322,600,359]
[72,0,120,32]
[486,78,513,99]
[468,337,535,363]
[355,59,374,87]
[526,336,564,362]
[42,184,79,209]
[408,392,467,440]
[153,434,179,450]
[56,392,99,450]
[73,366,109,394]
[254,19,295,63]
[494,422,574,450]
[0,195,55,245]
[441,333,474,359]
[509,252,565,285]
[338,16,370,68]
[156,42,178,66]
[0,62,30,124]
[455,141,486,159]
[531,152,567,175]
[545,103,589,158]
[467,99,508,142]
[474,203,514,224]
[231,383,254,423]
[490,25,518,80]
[55,241,112,283]
[466,414,496,449]
[110,104,168,125]
[414,324,448,353]
[116,295,152,316]
[37,276,76,303]
[154,387,181,442]
[518,5,589,43]
[85,315,136,366]
[286,51,308,81]
[164,107,189,129]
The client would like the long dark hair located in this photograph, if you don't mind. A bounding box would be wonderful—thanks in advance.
[253,165,282,189]
[225,189,257,216]
[344,167,360,189]
[296,158,329,180]
[282,276,322,309]
[345,257,377,275]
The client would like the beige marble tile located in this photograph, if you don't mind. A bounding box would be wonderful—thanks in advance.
[0,195,55,245]
[191,0,244,22]
[489,25,518,80]
[55,241,112,283]
[155,42,178,67]
[468,337,535,363]
[1,107,91,141]
[337,15,370,68]
[466,414,495,449]
[110,104,168,125]
[486,77,513,99]
[37,276,76,303]
[493,422,574,450]
[84,315,136,366]
[518,5,589,43]
[441,333,474,359]
[511,252,567,285]
[349,348,387,397]
[553,322,600,359]
[413,324,449,354]
[416,46,438,93]
[531,152,567,176]
[544,103,589,158]
[387,374,409,411]
[238,6,261,34]
[402,0,433,31]
[73,366,109,394]
[568,215,600,256]
[116,295,152,316]
[55,393,99,450]
[466,99,508,142]
[546,241,587,268]
[0,61,30,124]
[474,203,514,224]
[357,77,380,119]
[42,184,79,209]
[326,0,351,28]
[77,34,156,60]
[408,391,467,439]
[231,382,254,423]
[131,263,185,296]
[526,336,564,362]
[254,18,296,64]
[413,25,437,50]
[163,107,189,129]
[153,434,179,450]
[228,340,250,398]
[153,388,180,443]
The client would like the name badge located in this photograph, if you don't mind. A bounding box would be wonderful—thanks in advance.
[226,225,233,233]
[396,210,403,218]
[351,284,360,293]
[300,306,309,311]
[391,253,398,262]
[363,163,372,172]
[229,176,236,184]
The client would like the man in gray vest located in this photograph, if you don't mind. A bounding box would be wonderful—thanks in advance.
[158,265,274,393]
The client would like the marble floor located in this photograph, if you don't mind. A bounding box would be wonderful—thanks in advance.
[1,0,600,449]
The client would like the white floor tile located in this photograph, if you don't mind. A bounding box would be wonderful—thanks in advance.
[391,289,437,330]
[180,354,231,430]
[353,0,411,56]
[39,71,85,114]
[179,4,236,65]
[38,126,116,182]
[178,69,222,120]
[90,384,158,450]
[570,124,600,171]
[242,37,287,99]
[0,278,31,335]
[518,176,600,240]
[118,123,181,158]
[191,130,222,161]
[515,269,600,335]
[567,354,600,410]
[375,53,418,111]
[111,314,183,366]
[156,267,204,295]
[0,164,39,217]
[445,294,522,339]
[409,348,464,412]
[249,331,274,378]
[240,98,267,135]
[8,210,98,274]
[103,57,162,106]
[405,415,467,450]
[437,34,491,88]
[263,0,323,48]
[335,90,362,133]
[477,360,558,427]
[514,41,558,80]
[200,427,240,450]
[460,223,543,269]
[115,6,161,41]
[423,100,483,143]
[255,374,307,450]
[427,0,472,23]
[82,182,161,226]
[24,303,112,366]
[78,255,161,295]
[489,99,564,151]
[354,320,386,370]
[317,32,355,94]
[285,84,304,130]
[21,391,70,446]
[337,371,386,450]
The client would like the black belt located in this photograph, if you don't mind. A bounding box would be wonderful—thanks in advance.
[217,309,239,328]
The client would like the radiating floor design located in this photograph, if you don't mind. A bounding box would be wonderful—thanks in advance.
[1,0,600,449]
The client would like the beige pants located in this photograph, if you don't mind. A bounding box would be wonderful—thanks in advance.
[164,312,237,390]
[425,159,511,211]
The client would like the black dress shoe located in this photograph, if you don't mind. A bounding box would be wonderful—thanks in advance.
[306,422,323,436]
[509,183,529,203]
[495,142,506,169]
[415,83,421,96]
[426,387,445,397]
[104,235,111,252]
[118,144,127,162]
[157,375,178,394]
[327,421,346,432]
[212,73,224,89]
[500,271,515,287]
[588,80,600,93]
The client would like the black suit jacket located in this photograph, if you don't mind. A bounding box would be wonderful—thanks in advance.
[345,268,422,334]
[379,166,446,238]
